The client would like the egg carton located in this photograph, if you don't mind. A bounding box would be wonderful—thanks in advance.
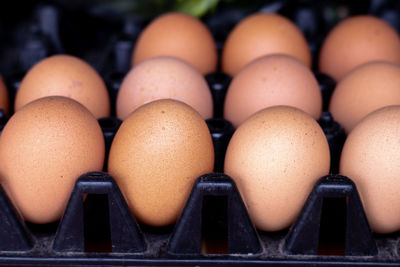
[0,86,383,267]
[0,1,400,266]
[0,170,397,266]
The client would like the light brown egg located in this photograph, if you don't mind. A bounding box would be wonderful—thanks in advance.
[224,54,322,128]
[132,12,217,75]
[108,99,214,226]
[0,75,9,115]
[222,13,311,76]
[329,61,400,133]
[0,96,105,223]
[340,106,400,233]
[319,15,400,81]
[224,106,330,231]
[116,56,213,120]
[14,54,110,119]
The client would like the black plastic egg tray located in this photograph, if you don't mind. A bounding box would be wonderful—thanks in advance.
[1,1,400,266]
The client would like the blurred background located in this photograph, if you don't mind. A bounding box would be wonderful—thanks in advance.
[0,0,399,77]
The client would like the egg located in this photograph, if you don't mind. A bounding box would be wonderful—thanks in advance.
[224,54,322,128]
[319,15,400,81]
[224,106,330,231]
[0,75,9,115]
[329,61,400,133]
[116,56,213,120]
[108,99,214,226]
[132,12,217,75]
[14,54,110,119]
[222,13,311,76]
[340,106,400,233]
[0,96,105,223]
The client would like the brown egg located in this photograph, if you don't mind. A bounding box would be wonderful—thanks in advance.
[132,12,217,75]
[0,75,9,115]
[329,61,400,133]
[14,54,110,119]
[116,56,213,120]
[224,106,330,231]
[0,96,105,223]
[224,54,322,128]
[108,99,214,226]
[222,13,311,76]
[319,15,400,81]
[340,106,400,233]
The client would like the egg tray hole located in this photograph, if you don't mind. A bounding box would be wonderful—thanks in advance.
[317,197,347,256]
[21,202,114,256]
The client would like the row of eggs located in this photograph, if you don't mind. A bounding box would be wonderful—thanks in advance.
[1,94,399,236]
[0,10,399,238]
[2,12,400,132]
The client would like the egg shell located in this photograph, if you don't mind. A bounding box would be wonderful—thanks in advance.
[14,54,110,119]
[319,15,400,81]
[340,106,400,233]
[0,96,105,223]
[222,13,311,76]
[0,75,9,115]
[329,61,400,133]
[224,54,322,128]
[108,99,214,227]
[224,105,330,231]
[116,56,213,120]
[132,12,217,75]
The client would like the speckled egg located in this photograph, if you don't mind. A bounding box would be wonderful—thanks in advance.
[132,12,217,75]
[222,13,312,76]
[116,56,213,120]
[0,96,105,223]
[108,99,214,226]
[224,106,330,231]
[329,61,400,133]
[224,54,322,128]
[319,15,400,81]
[14,55,110,119]
[340,106,400,233]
